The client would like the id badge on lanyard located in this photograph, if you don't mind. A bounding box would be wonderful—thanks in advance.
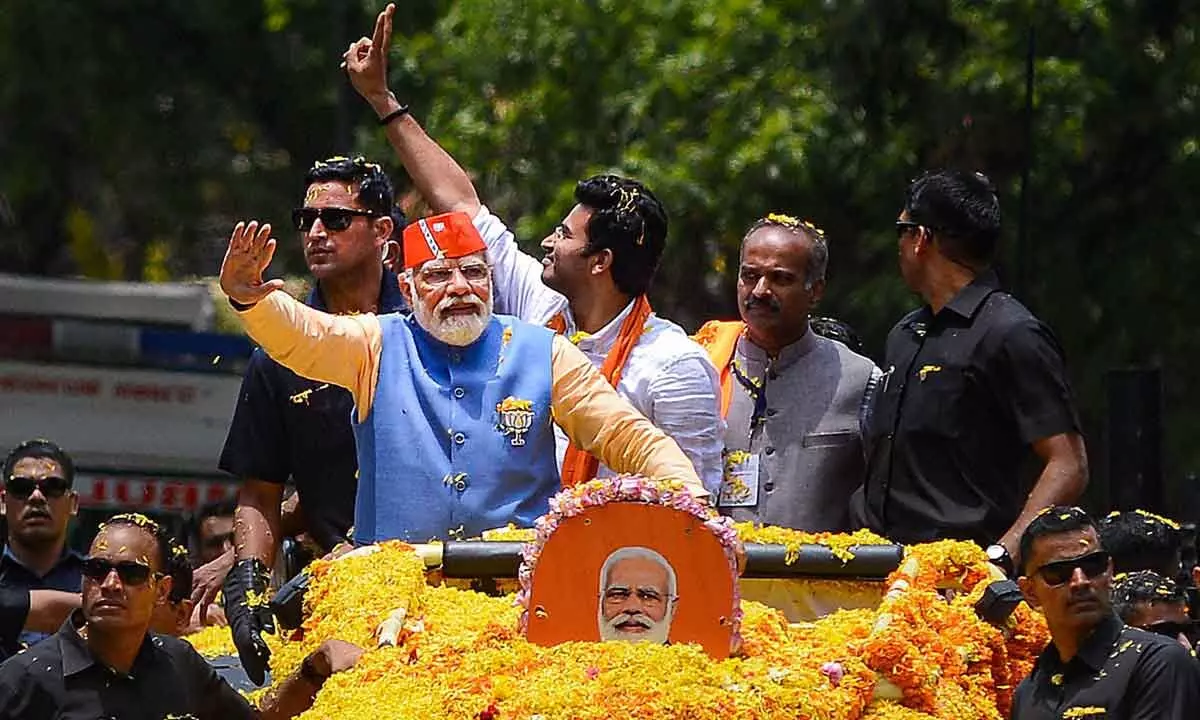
[718,451,760,508]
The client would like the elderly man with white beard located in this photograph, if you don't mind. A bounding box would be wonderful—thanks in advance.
[219,211,708,547]
[598,547,677,644]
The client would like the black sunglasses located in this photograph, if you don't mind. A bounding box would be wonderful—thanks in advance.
[81,557,157,585]
[292,207,378,232]
[1034,550,1110,586]
[895,220,924,239]
[5,475,70,500]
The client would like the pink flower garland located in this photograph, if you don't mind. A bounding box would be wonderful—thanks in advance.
[517,475,743,650]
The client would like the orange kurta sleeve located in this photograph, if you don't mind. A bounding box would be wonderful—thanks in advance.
[549,335,709,499]
[235,290,383,422]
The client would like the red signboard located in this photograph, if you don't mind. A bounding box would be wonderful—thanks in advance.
[76,474,237,512]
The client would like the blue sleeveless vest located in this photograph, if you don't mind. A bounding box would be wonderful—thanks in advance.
[352,313,560,543]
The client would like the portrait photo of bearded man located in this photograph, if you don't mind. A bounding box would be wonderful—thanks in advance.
[597,547,678,644]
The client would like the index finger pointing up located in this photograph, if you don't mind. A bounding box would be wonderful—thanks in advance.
[372,3,395,56]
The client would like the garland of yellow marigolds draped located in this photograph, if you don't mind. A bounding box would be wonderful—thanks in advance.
[184,495,1048,719]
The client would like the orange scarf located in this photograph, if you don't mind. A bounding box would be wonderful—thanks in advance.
[557,295,653,486]
[691,320,745,418]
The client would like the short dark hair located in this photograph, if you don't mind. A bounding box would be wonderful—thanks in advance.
[164,538,193,603]
[101,512,173,575]
[2,439,75,488]
[574,175,668,297]
[193,497,237,547]
[304,155,396,218]
[1111,570,1186,623]
[1019,505,1098,576]
[741,213,829,289]
[197,497,237,524]
[904,169,1001,268]
[1098,510,1181,577]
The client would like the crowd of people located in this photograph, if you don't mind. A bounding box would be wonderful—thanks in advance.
[0,2,1197,717]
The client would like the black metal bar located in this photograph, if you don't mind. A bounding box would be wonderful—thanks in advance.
[441,541,527,578]
[740,543,903,579]
[439,542,905,580]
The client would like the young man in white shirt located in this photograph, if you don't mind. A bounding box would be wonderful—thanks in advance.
[339,5,723,492]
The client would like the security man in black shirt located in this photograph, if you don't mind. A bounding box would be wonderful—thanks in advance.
[0,440,87,649]
[1012,506,1200,719]
[852,170,1088,563]
[0,513,363,719]
[202,156,407,685]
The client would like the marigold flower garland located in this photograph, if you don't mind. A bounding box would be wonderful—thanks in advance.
[183,623,238,659]
[181,482,1051,720]
[732,522,891,564]
[858,541,1048,719]
[266,539,428,690]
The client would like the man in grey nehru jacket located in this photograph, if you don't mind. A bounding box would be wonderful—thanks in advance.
[695,214,879,531]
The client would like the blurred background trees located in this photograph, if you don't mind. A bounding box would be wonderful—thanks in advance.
[2,0,1199,509]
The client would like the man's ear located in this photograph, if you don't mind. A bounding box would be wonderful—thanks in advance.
[1192,565,1199,588]
[373,215,395,245]
[808,278,826,305]
[1017,576,1040,610]
[590,248,614,276]
[382,240,402,271]
[398,271,413,299]
[916,227,936,255]
[176,598,195,634]
[155,576,174,606]
[68,491,79,517]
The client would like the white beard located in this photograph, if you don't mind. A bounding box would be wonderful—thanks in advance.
[411,287,493,347]
[597,607,674,645]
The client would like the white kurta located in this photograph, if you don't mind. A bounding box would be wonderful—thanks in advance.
[473,206,725,494]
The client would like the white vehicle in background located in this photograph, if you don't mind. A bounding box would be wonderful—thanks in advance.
[0,273,250,548]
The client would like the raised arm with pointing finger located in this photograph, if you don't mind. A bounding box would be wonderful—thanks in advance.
[341,5,725,494]
[342,6,558,323]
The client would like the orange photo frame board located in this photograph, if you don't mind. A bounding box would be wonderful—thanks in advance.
[524,501,736,658]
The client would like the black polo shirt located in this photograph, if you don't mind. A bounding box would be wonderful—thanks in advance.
[218,270,407,552]
[854,272,1080,546]
[0,589,28,662]
[0,546,84,649]
[0,610,255,719]
[1012,613,1200,719]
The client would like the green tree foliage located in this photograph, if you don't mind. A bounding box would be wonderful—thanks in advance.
[2,0,1199,502]
[0,0,383,278]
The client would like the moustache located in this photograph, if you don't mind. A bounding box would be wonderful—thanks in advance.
[91,593,127,609]
[1067,590,1099,606]
[437,296,485,314]
[21,507,51,520]
[608,612,653,631]
[744,296,781,313]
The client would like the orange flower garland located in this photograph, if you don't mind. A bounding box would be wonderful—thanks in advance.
[181,485,1051,719]
[858,541,1047,718]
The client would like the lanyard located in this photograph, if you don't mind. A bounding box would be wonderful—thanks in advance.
[730,359,768,436]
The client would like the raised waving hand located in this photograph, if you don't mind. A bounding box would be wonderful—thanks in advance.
[219,221,285,306]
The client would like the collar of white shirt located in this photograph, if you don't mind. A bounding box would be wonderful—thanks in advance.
[567,298,639,354]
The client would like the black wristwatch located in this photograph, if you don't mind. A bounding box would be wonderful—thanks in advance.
[986,543,1015,577]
